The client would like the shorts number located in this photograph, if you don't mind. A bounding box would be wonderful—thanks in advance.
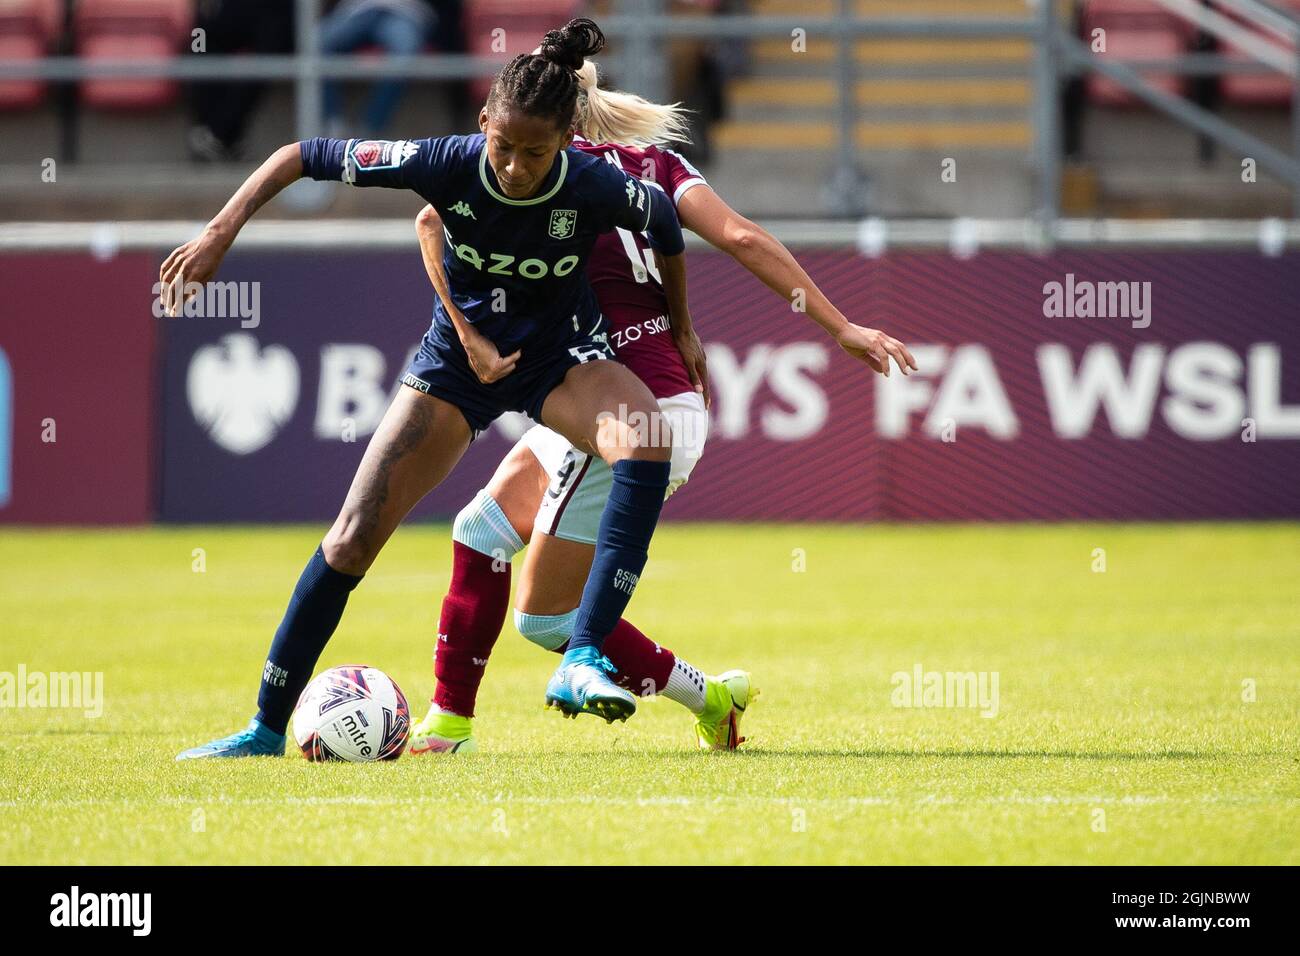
[546,451,581,500]
[568,344,610,364]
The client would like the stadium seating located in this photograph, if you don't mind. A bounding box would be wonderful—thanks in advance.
[73,0,191,109]
[712,0,1034,154]
[464,0,580,104]
[1081,0,1195,107]
[1218,0,1300,107]
[0,0,62,111]
[714,0,1035,153]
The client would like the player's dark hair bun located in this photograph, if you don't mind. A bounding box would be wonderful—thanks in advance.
[486,18,605,130]
[539,18,605,71]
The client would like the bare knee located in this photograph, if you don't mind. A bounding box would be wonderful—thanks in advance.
[483,441,548,546]
[596,407,672,466]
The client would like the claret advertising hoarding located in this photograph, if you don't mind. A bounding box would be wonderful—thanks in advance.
[154,249,1300,523]
[3,248,1297,523]
[0,254,157,524]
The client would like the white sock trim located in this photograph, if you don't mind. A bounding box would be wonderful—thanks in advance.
[514,608,577,651]
[663,658,708,715]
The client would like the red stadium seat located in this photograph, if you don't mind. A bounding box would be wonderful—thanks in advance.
[1219,0,1300,107]
[74,0,191,110]
[464,0,580,105]
[0,0,62,111]
[1081,0,1195,107]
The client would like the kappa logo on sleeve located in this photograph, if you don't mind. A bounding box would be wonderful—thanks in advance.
[625,178,644,210]
[343,139,420,182]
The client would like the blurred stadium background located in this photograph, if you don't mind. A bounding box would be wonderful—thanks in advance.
[1,0,1298,524]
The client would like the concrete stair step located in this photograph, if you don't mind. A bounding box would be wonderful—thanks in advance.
[729,76,1031,108]
[750,37,1033,65]
[711,119,1033,150]
[751,0,1031,15]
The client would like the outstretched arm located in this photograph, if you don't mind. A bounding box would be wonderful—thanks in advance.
[677,185,917,377]
[159,143,304,314]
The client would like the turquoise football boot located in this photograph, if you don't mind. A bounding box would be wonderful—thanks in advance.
[176,718,286,760]
[544,646,637,723]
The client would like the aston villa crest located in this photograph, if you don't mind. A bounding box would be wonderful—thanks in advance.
[549,208,577,239]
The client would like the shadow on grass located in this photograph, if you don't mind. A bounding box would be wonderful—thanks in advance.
[471,747,1280,760]
[0,729,120,737]
[703,748,1275,760]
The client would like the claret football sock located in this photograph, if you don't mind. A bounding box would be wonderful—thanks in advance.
[567,458,671,653]
[552,617,709,714]
[433,541,512,717]
[600,618,675,697]
[255,545,362,735]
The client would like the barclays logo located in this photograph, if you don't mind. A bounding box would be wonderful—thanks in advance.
[187,333,299,454]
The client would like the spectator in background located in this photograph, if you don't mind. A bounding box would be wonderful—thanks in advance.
[320,0,440,138]
[189,0,296,162]
[665,0,739,164]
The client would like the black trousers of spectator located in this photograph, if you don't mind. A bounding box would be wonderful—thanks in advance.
[189,0,295,150]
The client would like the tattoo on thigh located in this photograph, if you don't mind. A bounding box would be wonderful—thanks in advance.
[349,398,435,545]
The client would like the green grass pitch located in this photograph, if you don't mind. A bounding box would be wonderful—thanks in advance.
[1,522,1297,865]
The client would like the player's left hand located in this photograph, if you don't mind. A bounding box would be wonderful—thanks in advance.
[835,324,917,377]
[673,327,711,409]
[460,323,521,384]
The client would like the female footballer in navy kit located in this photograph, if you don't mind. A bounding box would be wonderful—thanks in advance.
[169,19,692,758]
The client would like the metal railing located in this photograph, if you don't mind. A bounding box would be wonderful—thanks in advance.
[1054,0,1300,220]
[4,216,1300,252]
[2,0,1300,229]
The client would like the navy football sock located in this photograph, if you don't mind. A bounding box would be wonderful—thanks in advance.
[255,545,363,734]
[567,458,671,654]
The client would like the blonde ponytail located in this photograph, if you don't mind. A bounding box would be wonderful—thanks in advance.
[574,60,692,147]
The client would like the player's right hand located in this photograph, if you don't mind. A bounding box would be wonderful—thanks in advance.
[673,326,711,409]
[835,323,917,378]
[159,228,230,316]
[459,323,520,384]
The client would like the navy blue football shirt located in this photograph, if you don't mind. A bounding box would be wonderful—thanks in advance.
[299,134,685,354]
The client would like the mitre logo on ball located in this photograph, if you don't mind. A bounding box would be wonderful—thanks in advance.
[186,332,299,455]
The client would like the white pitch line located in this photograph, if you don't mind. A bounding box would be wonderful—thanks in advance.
[2,794,1297,810]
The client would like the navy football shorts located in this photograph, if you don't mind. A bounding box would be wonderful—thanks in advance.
[401,313,614,435]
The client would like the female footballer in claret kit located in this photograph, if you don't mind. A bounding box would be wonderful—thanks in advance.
[407,54,917,754]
